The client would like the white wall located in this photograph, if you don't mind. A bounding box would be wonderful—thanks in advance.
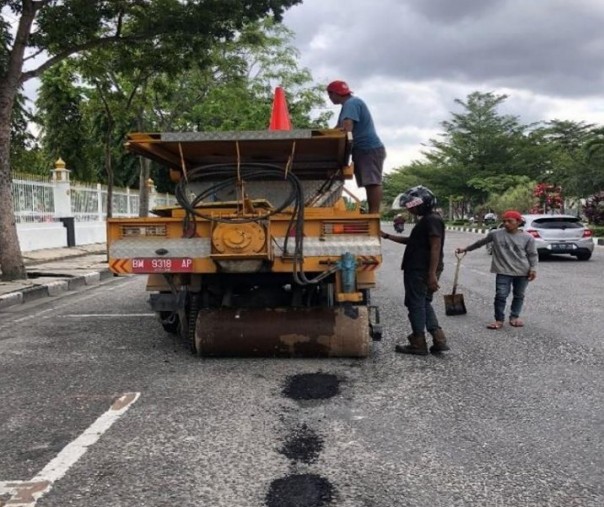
[17,223,67,251]
[75,222,107,246]
[17,222,107,252]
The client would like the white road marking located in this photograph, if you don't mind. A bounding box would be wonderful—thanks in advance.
[1,313,155,334]
[0,392,140,507]
[0,279,135,332]
[62,313,155,318]
[12,308,57,324]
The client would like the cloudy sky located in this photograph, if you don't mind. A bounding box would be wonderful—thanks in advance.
[282,0,604,175]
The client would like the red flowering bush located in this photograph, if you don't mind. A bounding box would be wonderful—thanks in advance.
[530,183,563,213]
[583,191,604,225]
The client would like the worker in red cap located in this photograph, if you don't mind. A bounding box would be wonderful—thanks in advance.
[326,80,386,214]
[456,210,538,329]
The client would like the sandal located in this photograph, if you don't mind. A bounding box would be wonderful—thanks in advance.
[486,321,504,329]
[509,318,524,327]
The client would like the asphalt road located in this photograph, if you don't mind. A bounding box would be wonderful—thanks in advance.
[0,229,602,507]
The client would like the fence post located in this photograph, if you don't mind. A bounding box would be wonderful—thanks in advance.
[97,183,103,221]
[51,158,72,217]
[147,178,157,211]
[51,157,76,247]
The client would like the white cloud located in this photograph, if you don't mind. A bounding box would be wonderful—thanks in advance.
[283,0,604,174]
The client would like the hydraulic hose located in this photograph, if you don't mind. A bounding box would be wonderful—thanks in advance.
[175,163,333,285]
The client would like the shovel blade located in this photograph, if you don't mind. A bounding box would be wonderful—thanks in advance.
[444,293,467,316]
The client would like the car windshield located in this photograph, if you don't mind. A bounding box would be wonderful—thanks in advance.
[530,218,582,229]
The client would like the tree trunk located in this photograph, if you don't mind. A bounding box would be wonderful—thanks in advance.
[138,157,150,217]
[0,3,38,280]
[0,137,27,280]
[136,110,149,217]
[105,138,114,219]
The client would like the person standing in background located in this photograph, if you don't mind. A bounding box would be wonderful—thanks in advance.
[456,210,537,329]
[327,80,386,214]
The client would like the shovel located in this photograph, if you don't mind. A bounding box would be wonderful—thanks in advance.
[444,252,467,316]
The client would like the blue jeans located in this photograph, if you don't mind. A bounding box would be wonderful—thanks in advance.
[404,270,440,335]
[494,274,529,322]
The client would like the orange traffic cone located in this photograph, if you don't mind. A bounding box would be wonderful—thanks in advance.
[269,86,292,131]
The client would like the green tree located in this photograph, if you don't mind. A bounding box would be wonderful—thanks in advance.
[485,178,537,214]
[137,20,330,193]
[582,126,604,195]
[0,0,301,280]
[383,91,554,218]
[382,162,426,209]
[36,61,96,181]
[9,91,43,174]
[424,92,543,203]
[143,20,329,133]
[531,120,595,197]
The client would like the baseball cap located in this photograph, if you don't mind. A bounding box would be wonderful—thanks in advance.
[326,80,352,95]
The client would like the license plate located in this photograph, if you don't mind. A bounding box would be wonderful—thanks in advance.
[131,257,193,273]
[551,243,574,250]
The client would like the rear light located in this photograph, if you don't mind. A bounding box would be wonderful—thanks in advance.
[583,229,593,238]
[526,229,541,238]
[322,221,370,235]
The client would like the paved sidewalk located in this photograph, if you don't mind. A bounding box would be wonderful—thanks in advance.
[0,244,113,310]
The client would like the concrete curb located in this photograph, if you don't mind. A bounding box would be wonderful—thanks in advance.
[0,268,113,310]
[446,225,489,234]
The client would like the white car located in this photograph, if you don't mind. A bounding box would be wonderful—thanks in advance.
[522,214,594,261]
[484,214,594,260]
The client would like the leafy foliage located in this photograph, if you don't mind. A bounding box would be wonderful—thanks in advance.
[484,178,537,215]
[531,183,563,214]
[36,62,97,180]
[1,0,303,279]
[583,192,604,225]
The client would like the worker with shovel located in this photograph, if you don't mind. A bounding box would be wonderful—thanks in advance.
[381,185,449,355]
[456,210,538,329]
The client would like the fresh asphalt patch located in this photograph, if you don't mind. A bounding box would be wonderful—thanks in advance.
[278,423,324,465]
[266,372,342,507]
[281,373,342,401]
[265,474,335,507]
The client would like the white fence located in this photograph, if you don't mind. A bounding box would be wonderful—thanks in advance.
[12,170,176,252]
[12,173,174,224]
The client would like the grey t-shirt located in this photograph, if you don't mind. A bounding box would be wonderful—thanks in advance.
[466,229,538,276]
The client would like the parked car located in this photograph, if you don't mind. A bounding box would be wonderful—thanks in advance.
[484,214,594,261]
[522,214,594,261]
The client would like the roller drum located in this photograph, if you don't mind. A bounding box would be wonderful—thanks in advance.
[195,306,370,357]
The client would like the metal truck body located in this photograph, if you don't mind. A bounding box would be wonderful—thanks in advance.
[106,128,382,357]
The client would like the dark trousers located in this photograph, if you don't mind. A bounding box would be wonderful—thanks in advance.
[404,269,440,335]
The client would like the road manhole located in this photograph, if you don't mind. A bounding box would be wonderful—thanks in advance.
[282,373,340,400]
[266,473,334,507]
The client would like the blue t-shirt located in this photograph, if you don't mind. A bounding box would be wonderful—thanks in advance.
[337,96,383,151]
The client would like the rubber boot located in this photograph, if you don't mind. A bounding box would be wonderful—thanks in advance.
[429,328,450,353]
[395,333,429,355]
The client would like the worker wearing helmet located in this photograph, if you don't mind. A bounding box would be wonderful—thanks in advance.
[326,80,386,214]
[381,185,449,355]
